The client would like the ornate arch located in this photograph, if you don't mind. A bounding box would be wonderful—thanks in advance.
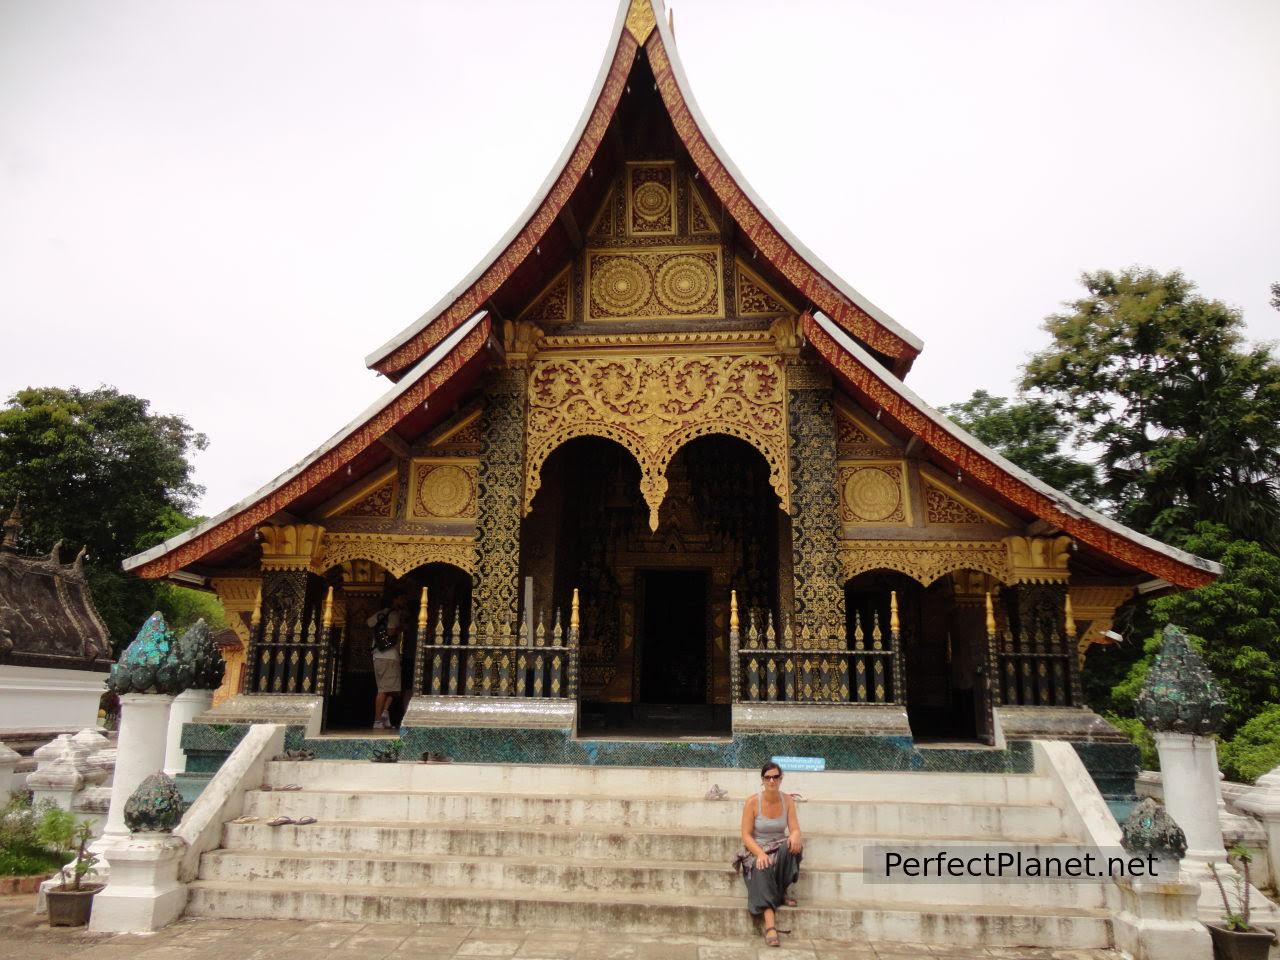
[525,350,791,529]
[838,539,1009,587]
[321,533,477,580]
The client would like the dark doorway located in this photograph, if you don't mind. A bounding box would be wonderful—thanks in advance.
[638,569,708,704]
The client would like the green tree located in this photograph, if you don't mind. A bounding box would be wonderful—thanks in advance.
[1023,269,1280,549]
[0,386,218,650]
[1108,523,1280,737]
[941,390,1101,504]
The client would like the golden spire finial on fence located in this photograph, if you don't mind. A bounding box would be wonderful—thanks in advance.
[890,591,900,634]
[730,590,739,632]
[1064,592,1077,638]
[321,586,335,629]
[571,588,580,630]
[985,591,996,638]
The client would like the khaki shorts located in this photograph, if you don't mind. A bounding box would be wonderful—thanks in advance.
[373,656,401,693]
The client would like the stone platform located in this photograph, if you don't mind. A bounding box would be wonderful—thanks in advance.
[181,756,1116,951]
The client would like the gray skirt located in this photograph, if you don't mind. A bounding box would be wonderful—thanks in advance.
[744,844,801,915]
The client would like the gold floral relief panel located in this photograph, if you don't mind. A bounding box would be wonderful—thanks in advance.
[585,245,724,322]
[526,351,790,529]
[838,460,912,525]
[408,459,479,521]
[626,161,676,236]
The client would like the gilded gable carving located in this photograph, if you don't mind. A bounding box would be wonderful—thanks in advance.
[341,479,395,519]
[526,351,790,529]
[838,461,910,525]
[688,178,719,235]
[626,162,676,236]
[925,484,982,524]
[408,460,479,521]
[834,403,900,458]
[517,264,571,325]
[585,245,724,321]
[588,181,617,240]
[736,260,794,318]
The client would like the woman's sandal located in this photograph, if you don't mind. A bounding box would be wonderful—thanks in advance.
[784,898,798,907]
[764,927,780,947]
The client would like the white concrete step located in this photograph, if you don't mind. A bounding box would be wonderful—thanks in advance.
[197,847,1108,909]
[220,818,1078,866]
[241,789,1065,837]
[263,759,1053,805]
[184,878,1112,947]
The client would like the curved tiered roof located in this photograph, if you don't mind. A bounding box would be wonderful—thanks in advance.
[124,0,1218,589]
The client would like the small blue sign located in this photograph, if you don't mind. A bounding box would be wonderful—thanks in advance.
[772,755,825,772]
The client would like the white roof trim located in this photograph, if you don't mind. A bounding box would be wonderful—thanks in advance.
[812,311,1220,578]
[650,1,923,356]
[125,312,488,573]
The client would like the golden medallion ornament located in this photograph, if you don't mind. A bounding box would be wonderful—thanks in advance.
[418,464,472,518]
[843,467,902,523]
[590,256,652,316]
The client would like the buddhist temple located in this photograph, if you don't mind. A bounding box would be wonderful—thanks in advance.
[123,0,1218,794]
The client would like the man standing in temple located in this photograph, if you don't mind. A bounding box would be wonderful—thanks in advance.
[368,592,408,729]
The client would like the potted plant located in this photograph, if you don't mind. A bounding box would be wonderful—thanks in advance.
[1206,846,1277,960]
[37,809,102,927]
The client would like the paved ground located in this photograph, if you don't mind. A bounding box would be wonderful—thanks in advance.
[0,896,1124,960]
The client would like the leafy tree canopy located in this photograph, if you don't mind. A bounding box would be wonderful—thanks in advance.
[1022,269,1280,549]
[0,386,221,651]
[941,390,1101,505]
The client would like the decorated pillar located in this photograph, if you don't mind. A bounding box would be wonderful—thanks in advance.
[473,367,527,629]
[163,620,226,775]
[90,773,188,933]
[100,613,187,846]
[1138,624,1229,864]
[785,364,845,647]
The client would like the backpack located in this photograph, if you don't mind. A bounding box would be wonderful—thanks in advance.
[371,610,397,652]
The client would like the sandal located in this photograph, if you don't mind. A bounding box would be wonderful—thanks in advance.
[764,927,780,947]
[259,784,274,791]
[279,783,302,791]
[231,816,259,825]
[784,898,798,907]
[294,816,317,825]
[266,816,294,827]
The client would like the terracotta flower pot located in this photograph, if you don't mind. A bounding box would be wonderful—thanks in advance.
[1206,922,1276,960]
[46,884,103,927]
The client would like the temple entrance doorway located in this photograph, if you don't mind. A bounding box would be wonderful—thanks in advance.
[845,569,995,745]
[320,559,470,732]
[522,434,781,738]
[634,568,715,733]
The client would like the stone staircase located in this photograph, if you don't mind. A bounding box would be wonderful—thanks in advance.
[184,759,1113,949]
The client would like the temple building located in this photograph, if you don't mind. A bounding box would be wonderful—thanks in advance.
[124,0,1217,790]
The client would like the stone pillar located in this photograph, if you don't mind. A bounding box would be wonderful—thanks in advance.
[101,694,174,842]
[0,743,18,803]
[1155,733,1228,863]
[163,619,225,774]
[163,688,212,775]
[473,368,527,628]
[27,734,89,810]
[90,774,188,933]
[785,366,844,646]
[1137,624,1229,865]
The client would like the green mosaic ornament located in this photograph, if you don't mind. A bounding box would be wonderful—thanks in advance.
[1136,624,1227,735]
[108,611,188,695]
[175,618,225,691]
[1120,796,1187,861]
[123,772,185,833]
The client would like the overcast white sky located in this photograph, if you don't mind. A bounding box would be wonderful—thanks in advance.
[2,0,1277,518]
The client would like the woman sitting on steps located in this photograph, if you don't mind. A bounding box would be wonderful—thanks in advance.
[737,760,803,947]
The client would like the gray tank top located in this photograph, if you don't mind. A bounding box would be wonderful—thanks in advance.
[753,791,790,846]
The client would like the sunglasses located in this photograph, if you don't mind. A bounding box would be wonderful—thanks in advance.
[763,774,782,780]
